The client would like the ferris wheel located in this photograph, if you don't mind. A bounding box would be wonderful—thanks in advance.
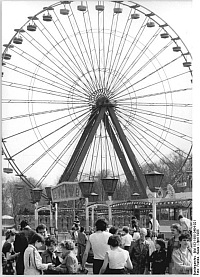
[2,1,192,198]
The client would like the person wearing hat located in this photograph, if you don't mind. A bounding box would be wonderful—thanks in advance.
[129,228,150,274]
[149,239,166,274]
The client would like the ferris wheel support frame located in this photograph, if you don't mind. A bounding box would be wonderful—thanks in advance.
[59,98,147,198]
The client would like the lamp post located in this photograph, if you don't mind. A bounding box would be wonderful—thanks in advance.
[45,186,54,235]
[30,187,43,229]
[89,193,99,230]
[101,177,118,226]
[145,171,164,237]
[79,181,94,233]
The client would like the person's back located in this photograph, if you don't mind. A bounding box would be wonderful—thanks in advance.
[99,235,133,274]
[89,231,111,260]
[179,215,191,232]
[14,221,33,275]
[14,231,28,274]
[121,227,133,251]
[77,227,87,263]
[107,247,129,269]
[78,230,87,245]
[82,219,112,274]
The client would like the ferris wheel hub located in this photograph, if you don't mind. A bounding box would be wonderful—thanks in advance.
[95,96,115,108]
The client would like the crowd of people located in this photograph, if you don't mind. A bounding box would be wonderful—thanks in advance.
[1,214,192,275]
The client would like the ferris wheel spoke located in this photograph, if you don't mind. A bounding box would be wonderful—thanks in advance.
[66,6,101,92]
[2,104,89,140]
[111,40,174,95]
[112,52,183,101]
[115,112,158,168]
[79,140,96,181]
[105,5,129,89]
[105,122,121,179]
[9,106,90,159]
[2,82,89,107]
[130,113,191,152]
[87,134,99,179]
[21,33,88,87]
[117,107,191,153]
[83,4,103,88]
[118,112,178,170]
[134,109,191,142]
[2,105,86,121]
[3,63,90,100]
[89,132,102,179]
[109,26,163,93]
[22,111,90,175]
[115,87,192,104]
[2,99,89,105]
[118,101,192,108]
[107,15,148,92]
[128,105,191,124]
[114,70,191,103]
[117,104,192,136]
[29,18,97,93]
[10,46,92,95]
[50,11,99,93]
[105,10,132,91]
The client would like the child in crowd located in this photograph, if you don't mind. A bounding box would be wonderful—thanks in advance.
[149,239,166,274]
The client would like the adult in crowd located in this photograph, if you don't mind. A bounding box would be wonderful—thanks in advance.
[41,236,61,274]
[36,224,47,255]
[132,231,140,242]
[172,233,192,274]
[23,233,54,275]
[131,216,139,232]
[109,226,118,235]
[14,220,34,275]
[2,229,20,275]
[77,226,88,263]
[36,223,47,237]
[146,229,156,256]
[99,235,133,274]
[178,214,192,234]
[129,227,150,274]
[71,227,79,244]
[73,215,80,230]
[53,240,79,274]
[82,218,112,274]
[149,239,166,274]
[149,213,160,236]
[166,223,182,274]
[121,226,133,252]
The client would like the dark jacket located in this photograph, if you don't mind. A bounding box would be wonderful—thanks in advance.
[129,239,150,274]
[149,249,166,274]
[166,236,180,267]
[14,231,28,275]
[41,249,61,274]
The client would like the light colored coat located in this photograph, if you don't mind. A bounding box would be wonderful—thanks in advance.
[24,244,48,275]
[172,248,192,274]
